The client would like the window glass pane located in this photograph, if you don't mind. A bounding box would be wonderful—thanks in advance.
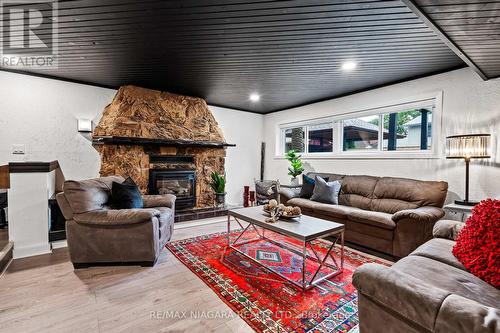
[382,109,432,151]
[308,123,333,153]
[284,127,305,153]
[343,115,379,151]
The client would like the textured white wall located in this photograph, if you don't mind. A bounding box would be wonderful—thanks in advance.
[0,71,116,180]
[210,106,264,205]
[0,71,264,205]
[263,68,500,202]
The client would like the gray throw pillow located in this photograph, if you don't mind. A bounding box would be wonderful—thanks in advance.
[310,176,341,204]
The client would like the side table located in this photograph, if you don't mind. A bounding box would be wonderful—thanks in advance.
[444,203,473,222]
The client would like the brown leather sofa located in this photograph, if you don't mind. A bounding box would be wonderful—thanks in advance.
[280,172,448,258]
[56,176,175,268]
[353,220,500,333]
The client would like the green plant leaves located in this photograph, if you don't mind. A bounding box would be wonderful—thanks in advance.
[210,172,226,193]
[285,149,304,177]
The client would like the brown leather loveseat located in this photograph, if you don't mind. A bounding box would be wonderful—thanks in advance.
[280,172,448,258]
[56,176,175,268]
[353,220,500,333]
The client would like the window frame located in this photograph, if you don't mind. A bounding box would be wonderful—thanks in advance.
[280,120,335,156]
[276,91,442,159]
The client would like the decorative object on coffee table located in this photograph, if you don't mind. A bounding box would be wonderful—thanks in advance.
[210,172,226,207]
[285,149,304,186]
[446,134,491,206]
[263,200,302,223]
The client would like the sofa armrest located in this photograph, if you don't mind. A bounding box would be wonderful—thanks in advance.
[432,219,464,241]
[142,194,176,209]
[392,206,445,223]
[279,188,299,205]
[435,294,500,333]
[73,208,160,225]
[353,263,450,332]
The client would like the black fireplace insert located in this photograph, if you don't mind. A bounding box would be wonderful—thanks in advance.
[148,169,196,210]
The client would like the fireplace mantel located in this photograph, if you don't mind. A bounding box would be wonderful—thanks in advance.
[93,136,236,148]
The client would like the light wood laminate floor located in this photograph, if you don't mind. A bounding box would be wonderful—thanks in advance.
[0,217,255,333]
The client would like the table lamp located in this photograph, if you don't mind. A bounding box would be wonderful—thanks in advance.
[446,134,491,206]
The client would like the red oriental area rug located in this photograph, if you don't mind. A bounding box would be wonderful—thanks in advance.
[166,229,389,333]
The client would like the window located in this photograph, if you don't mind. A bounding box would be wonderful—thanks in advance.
[282,122,333,154]
[382,109,432,151]
[308,123,333,153]
[278,94,439,158]
[342,115,380,151]
[283,127,305,153]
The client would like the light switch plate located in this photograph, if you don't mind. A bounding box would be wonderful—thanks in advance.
[12,144,26,154]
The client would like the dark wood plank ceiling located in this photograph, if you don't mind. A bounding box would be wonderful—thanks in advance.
[408,0,500,80]
[1,0,465,113]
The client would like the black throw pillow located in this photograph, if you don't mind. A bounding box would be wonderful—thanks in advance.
[299,174,329,199]
[111,177,143,209]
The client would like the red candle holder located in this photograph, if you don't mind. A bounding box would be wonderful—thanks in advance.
[243,186,250,207]
[249,191,256,206]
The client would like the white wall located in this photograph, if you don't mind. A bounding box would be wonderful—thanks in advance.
[0,71,116,180]
[210,106,263,205]
[263,68,500,201]
[0,71,264,205]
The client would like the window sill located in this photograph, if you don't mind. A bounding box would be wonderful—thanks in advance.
[274,153,440,160]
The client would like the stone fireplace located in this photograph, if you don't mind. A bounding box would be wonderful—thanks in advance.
[92,85,234,210]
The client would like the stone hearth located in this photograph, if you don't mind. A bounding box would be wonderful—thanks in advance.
[93,85,233,209]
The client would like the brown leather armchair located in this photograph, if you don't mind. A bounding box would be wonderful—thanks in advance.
[56,176,175,268]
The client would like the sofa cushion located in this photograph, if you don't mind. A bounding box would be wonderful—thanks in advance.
[347,209,395,230]
[73,208,160,225]
[310,177,341,204]
[287,198,317,212]
[411,238,466,271]
[299,174,328,199]
[338,175,379,211]
[371,177,448,214]
[111,177,144,209]
[393,255,500,308]
[312,202,362,219]
[63,176,125,214]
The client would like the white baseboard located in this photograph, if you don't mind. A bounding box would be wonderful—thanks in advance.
[51,240,67,249]
[174,216,227,230]
[13,243,52,259]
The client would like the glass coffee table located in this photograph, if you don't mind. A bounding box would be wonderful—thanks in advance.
[227,206,344,290]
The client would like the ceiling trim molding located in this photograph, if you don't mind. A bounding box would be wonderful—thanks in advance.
[401,0,488,81]
[0,68,117,90]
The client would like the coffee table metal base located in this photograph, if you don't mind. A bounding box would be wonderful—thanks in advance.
[227,215,344,290]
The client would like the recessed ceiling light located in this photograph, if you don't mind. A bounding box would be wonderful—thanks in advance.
[249,93,260,102]
[341,61,357,71]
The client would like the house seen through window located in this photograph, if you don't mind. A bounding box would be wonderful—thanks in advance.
[280,101,435,156]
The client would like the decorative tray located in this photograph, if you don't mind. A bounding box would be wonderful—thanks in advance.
[263,208,302,219]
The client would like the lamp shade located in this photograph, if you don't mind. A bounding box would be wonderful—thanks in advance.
[446,134,491,159]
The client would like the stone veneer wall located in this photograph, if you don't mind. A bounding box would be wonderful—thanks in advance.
[93,86,227,208]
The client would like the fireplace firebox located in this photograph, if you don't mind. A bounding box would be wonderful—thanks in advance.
[148,169,196,210]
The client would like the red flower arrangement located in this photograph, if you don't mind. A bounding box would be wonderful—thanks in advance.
[452,199,500,288]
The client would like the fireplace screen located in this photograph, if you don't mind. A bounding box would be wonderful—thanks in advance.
[149,169,196,210]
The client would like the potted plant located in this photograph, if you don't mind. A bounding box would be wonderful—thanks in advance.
[285,150,304,186]
[210,172,226,205]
